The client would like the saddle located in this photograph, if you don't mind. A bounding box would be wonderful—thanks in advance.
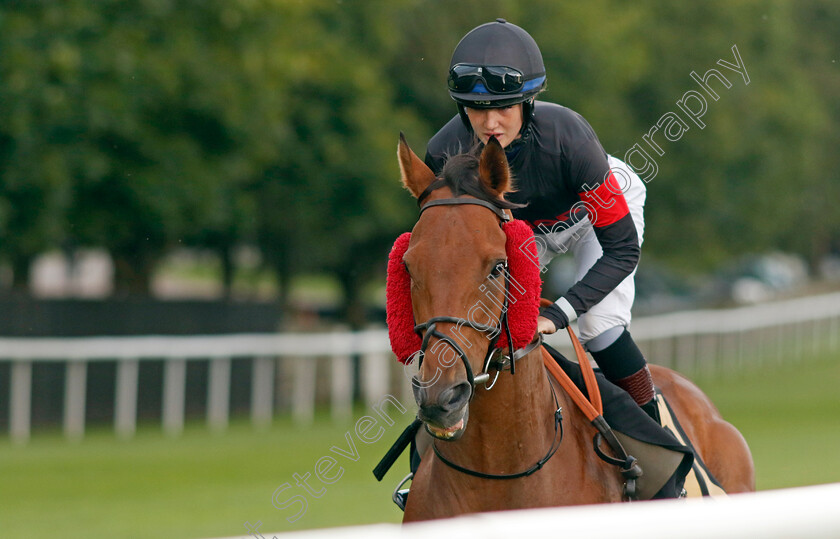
[543,343,702,500]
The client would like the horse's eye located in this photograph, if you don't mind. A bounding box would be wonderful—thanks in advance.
[489,261,506,279]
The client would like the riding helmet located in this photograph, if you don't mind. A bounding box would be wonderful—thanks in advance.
[448,18,546,110]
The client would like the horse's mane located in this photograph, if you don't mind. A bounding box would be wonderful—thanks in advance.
[440,149,525,211]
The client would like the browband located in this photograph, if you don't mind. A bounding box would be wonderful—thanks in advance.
[417,178,511,222]
[419,198,511,222]
[416,179,447,206]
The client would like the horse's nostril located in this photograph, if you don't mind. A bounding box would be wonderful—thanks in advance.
[411,375,428,406]
[440,382,471,411]
[413,375,471,421]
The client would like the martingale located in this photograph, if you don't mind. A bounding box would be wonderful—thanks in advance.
[386,219,542,364]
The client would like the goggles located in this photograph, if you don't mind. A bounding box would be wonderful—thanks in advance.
[447,64,528,95]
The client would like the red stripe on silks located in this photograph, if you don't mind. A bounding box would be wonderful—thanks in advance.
[579,172,630,227]
[526,209,571,230]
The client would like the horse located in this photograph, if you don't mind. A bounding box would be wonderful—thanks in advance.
[393,134,754,522]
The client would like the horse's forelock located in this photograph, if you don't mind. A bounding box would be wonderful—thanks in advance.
[441,154,480,190]
[441,153,522,210]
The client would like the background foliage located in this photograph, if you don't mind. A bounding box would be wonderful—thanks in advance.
[1,0,838,324]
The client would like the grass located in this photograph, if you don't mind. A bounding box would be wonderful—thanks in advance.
[1,353,839,538]
[692,353,840,490]
[0,414,408,539]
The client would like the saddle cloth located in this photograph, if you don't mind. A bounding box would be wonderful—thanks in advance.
[545,344,726,499]
[655,392,728,497]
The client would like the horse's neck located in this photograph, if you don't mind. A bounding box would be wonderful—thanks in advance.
[415,346,624,517]
[446,346,563,468]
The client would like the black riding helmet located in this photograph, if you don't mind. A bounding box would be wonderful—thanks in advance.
[448,19,546,134]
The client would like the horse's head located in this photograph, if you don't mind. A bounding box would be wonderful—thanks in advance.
[395,134,537,441]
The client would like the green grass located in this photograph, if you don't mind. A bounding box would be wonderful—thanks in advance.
[693,353,840,490]
[0,415,408,538]
[1,353,839,538]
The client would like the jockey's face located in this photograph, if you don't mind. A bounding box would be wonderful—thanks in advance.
[465,104,523,148]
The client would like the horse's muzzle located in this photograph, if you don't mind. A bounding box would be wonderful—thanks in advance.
[412,378,471,440]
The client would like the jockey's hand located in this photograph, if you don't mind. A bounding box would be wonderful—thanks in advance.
[537,316,557,334]
[539,303,570,333]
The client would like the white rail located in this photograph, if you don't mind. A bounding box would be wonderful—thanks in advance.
[2,291,840,443]
[215,482,840,539]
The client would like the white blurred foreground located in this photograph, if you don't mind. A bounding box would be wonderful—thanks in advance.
[217,482,840,539]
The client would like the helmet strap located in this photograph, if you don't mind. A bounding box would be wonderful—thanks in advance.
[520,97,536,135]
[457,103,473,133]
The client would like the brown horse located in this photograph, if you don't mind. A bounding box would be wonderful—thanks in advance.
[395,135,754,522]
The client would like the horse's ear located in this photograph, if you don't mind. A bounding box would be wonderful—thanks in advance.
[398,133,436,199]
[479,136,512,196]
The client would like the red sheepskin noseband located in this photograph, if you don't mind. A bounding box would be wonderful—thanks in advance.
[386,220,541,364]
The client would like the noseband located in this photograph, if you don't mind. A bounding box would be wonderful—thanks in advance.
[412,180,541,396]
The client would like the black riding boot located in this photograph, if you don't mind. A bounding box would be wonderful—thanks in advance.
[589,329,660,425]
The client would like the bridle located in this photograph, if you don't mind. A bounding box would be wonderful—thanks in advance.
[413,179,541,396]
[411,180,563,480]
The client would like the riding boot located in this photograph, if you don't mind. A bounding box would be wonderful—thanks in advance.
[612,366,657,414]
[589,329,658,422]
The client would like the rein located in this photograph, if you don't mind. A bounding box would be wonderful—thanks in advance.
[431,377,564,480]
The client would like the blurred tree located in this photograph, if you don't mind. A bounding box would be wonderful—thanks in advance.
[787,0,840,270]
[0,0,837,318]
[0,5,78,289]
[621,0,837,274]
[0,0,268,294]
[249,0,423,327]
[514,1,838,274]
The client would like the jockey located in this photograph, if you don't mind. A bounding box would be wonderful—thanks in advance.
[391,19,669,510]
[424,19,657,422]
